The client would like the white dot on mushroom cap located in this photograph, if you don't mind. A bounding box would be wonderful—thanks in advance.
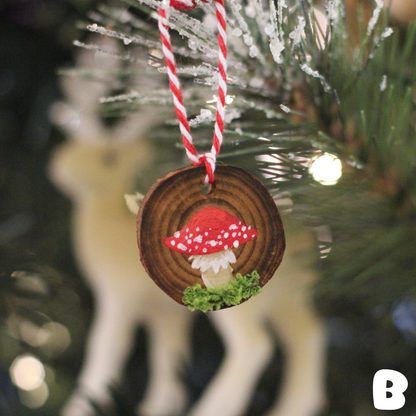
[232,232,237,237]
[189,233,193,237]
[194,235,203,243]
[203,248,207,253]
[196,227,200,231]
[195,245,198,249]
[238,232,241,236]
[244,234,247,239]
[225,245,228,249]
[187,239,192,244]
[171,240,176,246]
[233,241,239,248]
[217,235,222,239]
[229,224,238,230]
[174,231,180,238]
[186,228,189,232]
[221,230,224,233]
[252,234,256,237]
[238,221,241,225]
[219,241,223,245]
[248,226,251,230]
[224,232,229,238]
[205,232,208,236]
[178,243,187,251]
[242,226,247,232]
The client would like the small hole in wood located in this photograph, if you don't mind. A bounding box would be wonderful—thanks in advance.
[201,183,215,194]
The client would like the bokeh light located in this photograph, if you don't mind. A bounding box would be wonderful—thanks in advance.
[49,101,81,134]
[10,355,45,391]
[18,381,49,409]
[309,153,342,185]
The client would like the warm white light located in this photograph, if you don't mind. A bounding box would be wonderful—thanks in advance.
[39,322,72,354]
[10,355,45,391]
[309,153,342,185]
[18,381,49,409]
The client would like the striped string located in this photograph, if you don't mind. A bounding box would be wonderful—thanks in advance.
[158,0,227,184]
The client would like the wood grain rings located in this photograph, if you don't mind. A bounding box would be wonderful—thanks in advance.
[137,164,285,306]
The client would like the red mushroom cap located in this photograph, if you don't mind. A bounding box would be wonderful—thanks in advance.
[163,207,258,255]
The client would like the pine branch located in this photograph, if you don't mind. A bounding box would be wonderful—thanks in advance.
[67,0,416,309]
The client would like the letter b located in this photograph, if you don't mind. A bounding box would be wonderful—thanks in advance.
[373,369,408,410]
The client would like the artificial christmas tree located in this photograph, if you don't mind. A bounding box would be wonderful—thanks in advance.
[2,0,416,415]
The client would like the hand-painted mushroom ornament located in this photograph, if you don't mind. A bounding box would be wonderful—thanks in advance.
[163,207,258,288]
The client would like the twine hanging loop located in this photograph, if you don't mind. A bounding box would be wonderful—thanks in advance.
[158,0,227,184]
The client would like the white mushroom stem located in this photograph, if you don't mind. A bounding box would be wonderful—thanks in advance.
[199,265,234,289]
[190,249,237,289]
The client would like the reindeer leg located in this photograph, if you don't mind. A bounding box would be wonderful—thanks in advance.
[61,294,137,416]
[188,305,273,416]
[266,294,326,416]
[138,307,191,416]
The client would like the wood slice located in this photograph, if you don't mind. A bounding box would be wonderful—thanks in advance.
[137,164,285,306]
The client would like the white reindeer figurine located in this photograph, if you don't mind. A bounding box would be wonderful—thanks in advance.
[50,37,326,416]
[49,39,192,416]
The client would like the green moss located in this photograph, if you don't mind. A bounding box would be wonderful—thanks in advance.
[182,271,262,313]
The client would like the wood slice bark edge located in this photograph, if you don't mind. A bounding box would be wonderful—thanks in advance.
[137,164,285,306]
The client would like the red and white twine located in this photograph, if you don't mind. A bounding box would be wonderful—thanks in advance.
[158,0,227,184]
